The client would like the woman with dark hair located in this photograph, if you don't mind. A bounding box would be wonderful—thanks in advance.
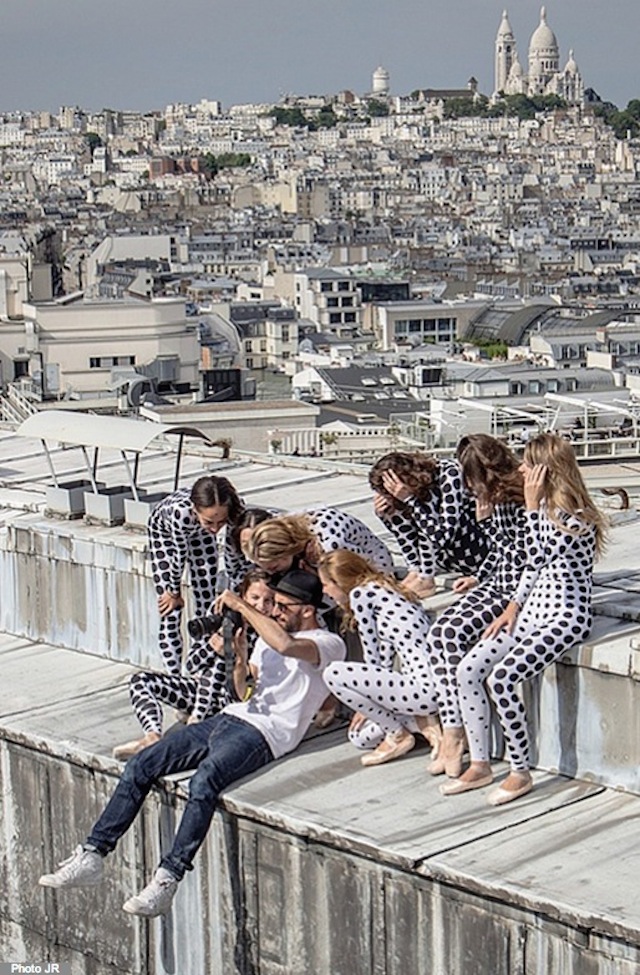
[369,451,489,598]
[444,434,607,805]
[113,570,274,760]
[147,474,246,676]
[318,550,441,766]
[425,435,530,780]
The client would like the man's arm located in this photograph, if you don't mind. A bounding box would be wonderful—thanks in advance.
[215,590,320,665]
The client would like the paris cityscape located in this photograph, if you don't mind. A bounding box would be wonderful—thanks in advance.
[1,4,640,974]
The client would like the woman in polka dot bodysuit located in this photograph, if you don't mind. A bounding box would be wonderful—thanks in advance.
[426,435,532,779]
[442,434,607,806]
[147,475,247,676]
[318,550,441,766]
[369,451,490,598]
[245,508,394,575]
[113,570,273,760]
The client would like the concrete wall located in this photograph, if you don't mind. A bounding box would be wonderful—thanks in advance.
[2,731,639,975]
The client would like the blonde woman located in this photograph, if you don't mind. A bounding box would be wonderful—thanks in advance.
[446,434,607,805]
[245,508,394,576]
[318,550,441,766]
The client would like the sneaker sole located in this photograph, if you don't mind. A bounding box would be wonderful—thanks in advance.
[39,876,102,888]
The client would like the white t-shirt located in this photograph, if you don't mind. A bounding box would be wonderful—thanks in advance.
[224,628,346,759]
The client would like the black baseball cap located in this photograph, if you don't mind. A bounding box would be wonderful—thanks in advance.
[269,569,324,608]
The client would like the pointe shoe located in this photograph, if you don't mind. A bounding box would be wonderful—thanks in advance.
[440,772,494,796]
[416,715,443,757]
[428,755,446,775]
[113,732,160,761]
[361,729,415,767]
[487,779,533,806]
[438,729,467,778]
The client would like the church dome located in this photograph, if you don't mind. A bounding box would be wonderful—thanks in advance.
[529,6,558,56]
[564,49,578,74]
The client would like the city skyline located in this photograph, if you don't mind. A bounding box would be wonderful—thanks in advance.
[1,0,637,115]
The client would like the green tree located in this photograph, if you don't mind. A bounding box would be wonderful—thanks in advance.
[366,99,390,118]
[85,132,103,153]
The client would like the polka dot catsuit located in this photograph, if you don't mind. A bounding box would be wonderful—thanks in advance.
[308,508,394,572]
[324,583,438,749]
[458,504,596,771]
[380,459,490,578]
[426,502,531,728]
[131,489,249,734]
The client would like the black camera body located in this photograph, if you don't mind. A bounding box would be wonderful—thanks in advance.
[187,608,243,640]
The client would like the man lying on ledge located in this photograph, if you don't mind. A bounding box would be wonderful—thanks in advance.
[39,569,346,917]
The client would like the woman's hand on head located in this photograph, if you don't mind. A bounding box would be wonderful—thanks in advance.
[523,463,547,510]
[381,470,414,502]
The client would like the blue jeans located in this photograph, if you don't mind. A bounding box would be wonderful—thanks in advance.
[86,713,273,880]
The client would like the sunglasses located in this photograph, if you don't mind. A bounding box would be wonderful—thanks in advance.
[273,599,304,613]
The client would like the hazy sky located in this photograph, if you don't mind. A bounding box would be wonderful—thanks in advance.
[1,1,637,114]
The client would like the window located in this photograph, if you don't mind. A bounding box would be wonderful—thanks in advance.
[90,357,102,368]
[344,312,356,323]
[329,313,342,324]
[327,296,339,307]
[245,340,253,352]
[282,326,290,343]
[337,282,350,291]
[320,282,333,292]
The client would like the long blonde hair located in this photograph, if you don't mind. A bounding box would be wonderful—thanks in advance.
[524,433,608,557]
[245,514,314,565]
[317,549,417,631]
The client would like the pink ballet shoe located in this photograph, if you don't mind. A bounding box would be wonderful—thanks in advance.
[440,772,493,796]
[361,729,415,767]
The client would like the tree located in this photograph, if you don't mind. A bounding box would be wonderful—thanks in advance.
[85,132,103,154]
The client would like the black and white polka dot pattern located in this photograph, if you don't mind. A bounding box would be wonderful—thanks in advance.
[129,656,228,734]
[458,504,596,771]
[308,508,394,572]
[379,460,490,577]
[427,502,529,727]
[148,489,248,674]
[323,582,438,747]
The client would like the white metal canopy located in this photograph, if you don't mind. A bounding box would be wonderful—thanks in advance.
[16,410,217,498]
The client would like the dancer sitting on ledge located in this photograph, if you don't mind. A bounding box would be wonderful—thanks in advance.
[39,570,345,918]
[443,433,606,805]
[318,549,441,766]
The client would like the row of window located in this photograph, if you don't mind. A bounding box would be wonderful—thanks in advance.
[89,355,136,368]
[394,318,456,336]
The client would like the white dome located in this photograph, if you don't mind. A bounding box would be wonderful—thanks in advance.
[509,57,524,79]
[564,49,578,74]
[529,6,558,55]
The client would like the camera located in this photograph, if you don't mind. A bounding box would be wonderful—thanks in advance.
[187,608,243,640]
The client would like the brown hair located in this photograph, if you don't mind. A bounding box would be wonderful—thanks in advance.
[369,451,439,510]
[524,433,608,556]
[238,567,273,597]
[456,434,524,506]
[230,507,273,550]
[190,475,244,524]
[317,549,417,630]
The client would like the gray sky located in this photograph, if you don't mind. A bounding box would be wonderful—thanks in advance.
[1,1,637,114]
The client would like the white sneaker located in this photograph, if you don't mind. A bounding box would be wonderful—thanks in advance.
[39,845,104,888]
[122,868,178,917]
